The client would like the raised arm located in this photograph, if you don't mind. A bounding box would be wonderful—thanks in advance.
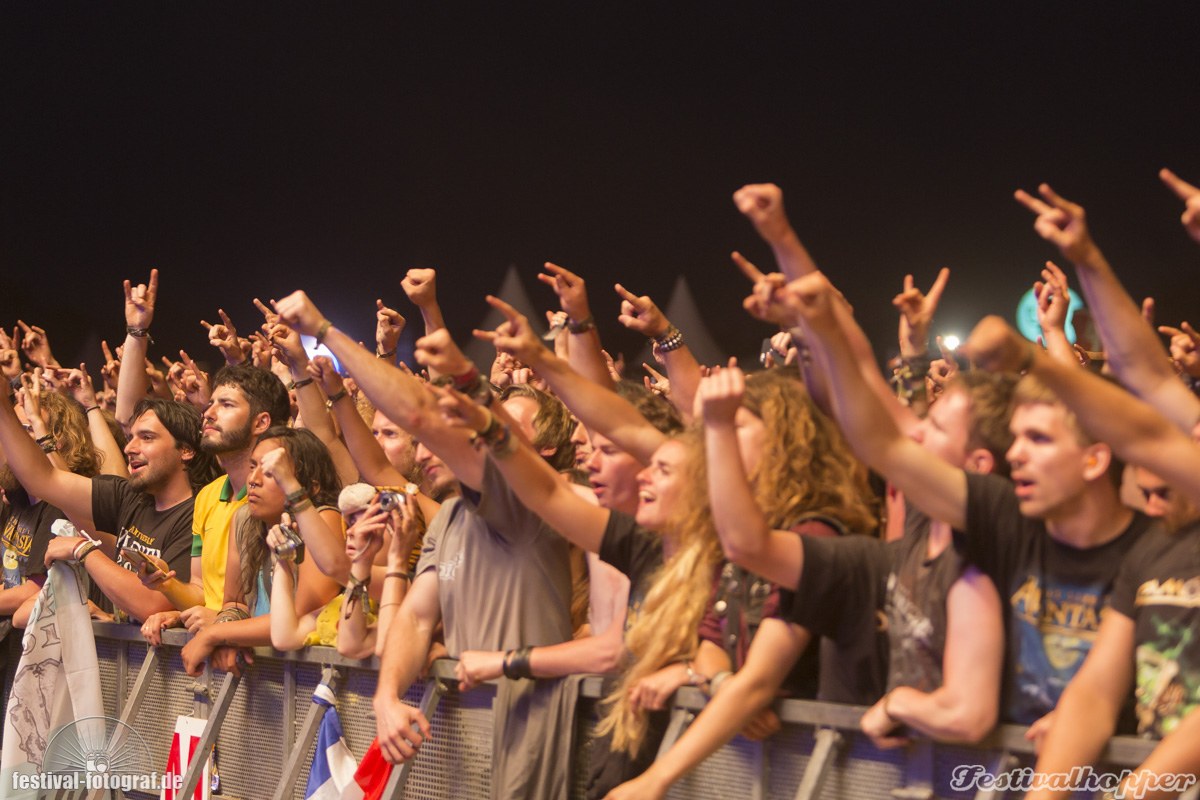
[0,381,97,531]
[273,290,486,490]
[52,366,129,477]
[435,385,611,554]
[698,364,804,588]
[538,261,616,388]
[614,282,703,422]
[788,273,968,530]
[1015,183,1200,431]
[477,295,667,464]
[115,269,158,426]
[965,316,1200,508]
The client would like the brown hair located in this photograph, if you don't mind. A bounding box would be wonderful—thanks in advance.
[499,385,576,472]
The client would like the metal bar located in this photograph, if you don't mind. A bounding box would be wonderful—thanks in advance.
[178,671,241,800]
[654,707,695,761]
[891,738,934,800]
[381,678,448,800]
[271,666,342,800]
[115,642,128,716]
[793,727,843,800]
[751,738,767,800]
[283,660,296,746]
[972,750,1016,800]
[117,646,160,728]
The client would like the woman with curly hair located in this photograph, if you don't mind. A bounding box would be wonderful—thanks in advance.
[0,378,101,619]
[179,426,345,675]
[438,361,875,797]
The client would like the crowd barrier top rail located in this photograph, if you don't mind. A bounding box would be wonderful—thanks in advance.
[64,621,1178,800]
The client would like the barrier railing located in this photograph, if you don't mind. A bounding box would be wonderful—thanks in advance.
[11,622,1189,800]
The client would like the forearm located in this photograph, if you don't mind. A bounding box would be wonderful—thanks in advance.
[115,332,150,426]
[334,402,404,485]
[1028,683,1118,800]
[376,608,435,699]
[87,409,129,477]
[566,329,616,389]
[886,685,996,743]
[292,507,351,585]
[1072,250,1200,430]
[85,554,174,622]
[0,580,40,615]
[533,353,666,463]
[527,621,625,677]
[322,327,430,432]
[1042,328,1079,367]
[768,229,820,280]
[269,564,310,650]
[704,422,782,578]
[1120,707,1200,800]
[661,346,702,423]
[155,576,204,611]
[203,613,272,648]
[641,668,782,788]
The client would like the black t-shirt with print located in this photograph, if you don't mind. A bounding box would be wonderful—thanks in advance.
[961,473,1153,724]
[599,510,664,624]
[91,475,194,580]
[1108,521,1200,739]
[0,500,64,588]
[783,534,894,704]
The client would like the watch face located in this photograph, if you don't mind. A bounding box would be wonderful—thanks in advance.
[1015,287,1084,344]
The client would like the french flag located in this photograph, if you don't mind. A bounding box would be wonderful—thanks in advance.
[304,685,393,800]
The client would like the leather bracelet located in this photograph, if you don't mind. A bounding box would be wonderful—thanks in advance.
[126,327,154,344]
[376,349,396,360]
[84,405,101,415]
[290,377,314,390]
[326,388,349,407]
[315,320,333,343]
[385,571,411,581]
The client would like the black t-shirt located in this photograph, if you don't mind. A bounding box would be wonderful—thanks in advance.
[961,473,1153,724]
[783,534,894,704]
[0,500,64,588]
[885,509,966,693]
[91,475,194,581]
[599,510,664,626]
[1108,521,1200,738]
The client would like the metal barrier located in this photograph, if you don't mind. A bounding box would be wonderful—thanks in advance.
[26,622,1186,800]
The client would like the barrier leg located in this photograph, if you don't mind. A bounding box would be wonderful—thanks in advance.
[793,727,843,800]
[118,646,160,728]
[380,678,448,800]
[891,738,934,800]
[271,666,342,800]
[971,749,1015,800]
[654,707,696,761]
[178,671,241,800]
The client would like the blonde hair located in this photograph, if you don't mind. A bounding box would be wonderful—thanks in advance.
[596,429,722,756]
[39,392,100,478]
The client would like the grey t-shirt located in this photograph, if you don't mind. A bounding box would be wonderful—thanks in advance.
[413,458,577,799]
[415,458,574,654]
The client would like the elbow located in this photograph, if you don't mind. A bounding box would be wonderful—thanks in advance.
[941,702,998,744]
[337,636,372,661]
[593,638,626,674]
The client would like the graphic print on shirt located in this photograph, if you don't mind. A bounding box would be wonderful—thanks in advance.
[1008,572,1105,723]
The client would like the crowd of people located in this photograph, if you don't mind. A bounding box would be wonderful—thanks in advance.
[1,170,1200,799]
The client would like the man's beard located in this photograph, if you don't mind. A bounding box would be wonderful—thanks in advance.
[200,422,254,456]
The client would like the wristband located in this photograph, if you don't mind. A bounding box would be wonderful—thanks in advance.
[385,571,411,582]
[708,670,732,697]
[73,540,98,563]
[502,646,534,680]
[314,320,332,343]
[566,315,596,334]
[290,377,314,390]
[376,349,396,360]
[326,388,349,407]
[653,325,685,353]
[84,405,101,415]
[215,606,251,624]
[126,327,154,344]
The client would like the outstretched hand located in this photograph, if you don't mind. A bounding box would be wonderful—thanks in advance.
[473,296,546,366]
[893,268,950,357]
[124,269,159,330]
[1013,184,1098,265]
[1160,168,1200,244]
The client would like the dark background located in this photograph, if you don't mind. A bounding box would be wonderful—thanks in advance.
[3,3,1198,376]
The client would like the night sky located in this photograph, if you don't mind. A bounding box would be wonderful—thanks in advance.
[3,3,1198,377]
